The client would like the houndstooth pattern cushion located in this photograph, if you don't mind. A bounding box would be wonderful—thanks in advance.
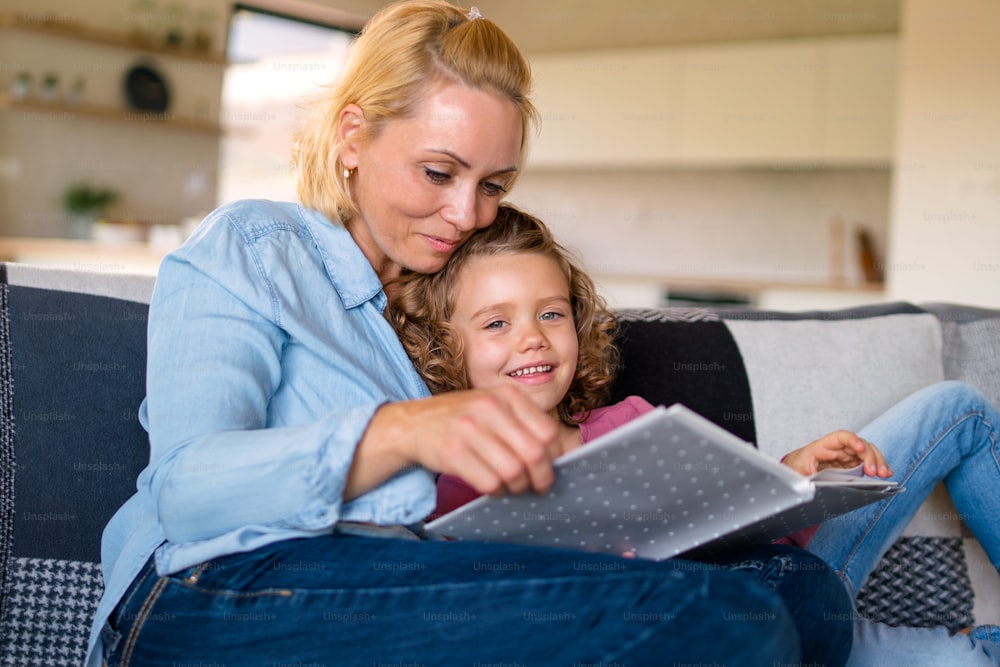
[856,536,974,632]
[1,558,103,666]
[0,284,13,641]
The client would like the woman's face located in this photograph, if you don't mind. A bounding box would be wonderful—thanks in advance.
[449,252,579,417]
[342,81,523,282]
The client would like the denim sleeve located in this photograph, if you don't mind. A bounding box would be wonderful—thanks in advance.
[141,210,416,545]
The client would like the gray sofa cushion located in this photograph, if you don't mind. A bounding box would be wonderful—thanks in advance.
[925,303,1000,408]
[723,309,944,459]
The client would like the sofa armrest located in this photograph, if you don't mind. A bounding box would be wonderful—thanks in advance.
[0,262,154,665]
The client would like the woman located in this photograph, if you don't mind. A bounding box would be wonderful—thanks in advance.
[88,3,848,665]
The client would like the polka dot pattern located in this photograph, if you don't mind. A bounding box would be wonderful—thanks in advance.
[427,405,899,559]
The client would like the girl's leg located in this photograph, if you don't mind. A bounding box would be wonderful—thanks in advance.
[847,618,1000,667]
[807,381,1000,666]
[808,380,1000,596]
[104,534,804,667]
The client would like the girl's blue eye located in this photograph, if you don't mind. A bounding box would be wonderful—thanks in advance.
[540,311,561,321]
[485,320,506,329]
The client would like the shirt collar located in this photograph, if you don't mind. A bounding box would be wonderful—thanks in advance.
[298,206,386,311]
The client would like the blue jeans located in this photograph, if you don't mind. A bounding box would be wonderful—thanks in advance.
[808,381,1000,666]
[103,532,851,666]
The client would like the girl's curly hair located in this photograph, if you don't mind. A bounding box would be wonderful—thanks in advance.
[386,204,619,425]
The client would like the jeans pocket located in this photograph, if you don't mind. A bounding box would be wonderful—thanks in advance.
[100,620,122,665]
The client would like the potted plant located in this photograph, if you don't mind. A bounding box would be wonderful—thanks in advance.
[61,183,120,239]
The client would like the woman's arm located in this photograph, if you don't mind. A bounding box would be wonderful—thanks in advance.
[145,255,387,543]
[144,205,562,545]
[143,207,426,544]
[347,386,562,501]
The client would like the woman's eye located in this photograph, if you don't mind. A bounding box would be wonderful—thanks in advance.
[424,168,450,184]
[480,181,508,197]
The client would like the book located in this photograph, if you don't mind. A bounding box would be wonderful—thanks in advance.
[425,403,903,560]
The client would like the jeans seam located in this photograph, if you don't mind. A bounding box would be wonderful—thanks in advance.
[119,575,168,667]
[170,578,295,599]
[112,559,157,633]
[170,569,673,598]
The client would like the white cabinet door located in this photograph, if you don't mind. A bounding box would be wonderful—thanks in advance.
[676,41,822,164]
[818,37,898,163]
[527,49,681,168]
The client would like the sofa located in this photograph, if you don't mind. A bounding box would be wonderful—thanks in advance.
[0,260,997,665]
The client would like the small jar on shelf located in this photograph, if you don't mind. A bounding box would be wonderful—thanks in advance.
[10,71,32,100]
[66,75,86,105]
[192,7,218,53]
[163,1,188,49]
[39,73,60,102]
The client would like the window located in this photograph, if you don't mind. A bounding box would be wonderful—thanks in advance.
[218,6,354,204]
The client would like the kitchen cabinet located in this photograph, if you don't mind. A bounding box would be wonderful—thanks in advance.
[819,38,898,163]
[528,49,683,167]
[527,35,898,168]
[676,41,822,163]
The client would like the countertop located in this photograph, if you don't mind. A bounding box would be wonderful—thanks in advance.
[0,236,171,275]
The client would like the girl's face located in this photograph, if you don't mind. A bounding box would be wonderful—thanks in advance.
[341,80,523,283]
[450,252,579,417]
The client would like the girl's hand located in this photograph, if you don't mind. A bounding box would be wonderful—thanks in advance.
[782,430,893,478]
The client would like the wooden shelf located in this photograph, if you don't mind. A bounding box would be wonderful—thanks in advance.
[0,13,227,65]
[0,94,222,134]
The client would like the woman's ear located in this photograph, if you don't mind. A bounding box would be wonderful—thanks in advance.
[338,103,364,170]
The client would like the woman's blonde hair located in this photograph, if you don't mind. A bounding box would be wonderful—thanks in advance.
[387,204,620,425]
[293,1,538,223]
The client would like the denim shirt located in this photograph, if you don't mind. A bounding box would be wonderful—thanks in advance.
[86,200,436,666]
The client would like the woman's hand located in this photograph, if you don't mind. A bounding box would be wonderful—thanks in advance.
[782,430,893,478]
[345,385,562,501]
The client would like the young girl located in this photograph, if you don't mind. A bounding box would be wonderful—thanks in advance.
[388,203,1000,667]
[388,203,889,519]
[389,203,862,666]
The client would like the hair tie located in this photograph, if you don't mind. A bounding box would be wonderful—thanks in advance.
[466,6,483,20]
